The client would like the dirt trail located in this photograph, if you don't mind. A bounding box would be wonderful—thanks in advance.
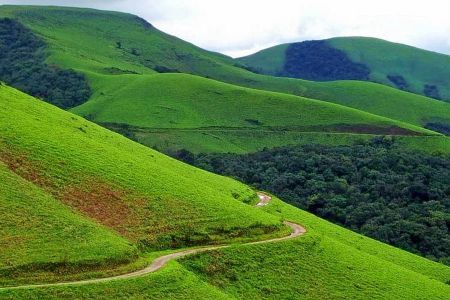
[2,192,306,290]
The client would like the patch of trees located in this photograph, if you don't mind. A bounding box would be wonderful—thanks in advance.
[282,41,371,81]
[0,18,91,108]
[387,74,409,90]
[425,122,450,136]
[173,139,450,265]
[153,65,180,73]
[424,84,441,100]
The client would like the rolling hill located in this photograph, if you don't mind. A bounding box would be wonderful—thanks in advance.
[1,83,449,299]
[238,37,450,102]
[2,4,450,149]
[70,72,439,153]
[1,5,450,299]
[0,83,289,286]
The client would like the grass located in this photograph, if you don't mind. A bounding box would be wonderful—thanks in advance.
[0,162,137,286]
[180,197,450,299]
[302,79,450,128]
[71,71,449,154]
[238,37,450,102]
[238,40,450,128]
[329,37,450,101]
[103,125,450,155]
[0,6,449,299]
[73,73,432,132]
[0,83,289,284]
[0,85,449,298]
[3,196,449,299]
[2,5,450,137]
[238,43,289,75]
[1,262,232,300]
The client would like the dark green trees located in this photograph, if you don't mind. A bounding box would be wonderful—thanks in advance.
[174,140,450,265]
[0,18,91,108]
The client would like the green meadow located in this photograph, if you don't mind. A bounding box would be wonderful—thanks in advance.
[0,5,449,299]
[0,84,289,285]
[2,5,450,155]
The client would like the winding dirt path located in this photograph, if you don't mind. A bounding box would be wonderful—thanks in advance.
[2,192,306,290]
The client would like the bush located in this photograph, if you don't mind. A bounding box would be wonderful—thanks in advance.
[387,74,409,90]
[424,84,441,100]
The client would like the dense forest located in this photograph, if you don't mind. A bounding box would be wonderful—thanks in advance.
[173,139,450,265]
[281,41,370,81]
[0,18,91,108]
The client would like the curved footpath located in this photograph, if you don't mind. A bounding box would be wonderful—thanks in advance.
[3,193,306,290]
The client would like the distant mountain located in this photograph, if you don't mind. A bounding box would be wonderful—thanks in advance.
[1,5,450,154]
[238,37,450,102]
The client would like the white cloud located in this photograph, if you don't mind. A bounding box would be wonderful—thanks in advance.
[1,0,450,57]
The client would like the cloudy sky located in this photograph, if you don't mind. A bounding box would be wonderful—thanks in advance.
[2,0,450,57]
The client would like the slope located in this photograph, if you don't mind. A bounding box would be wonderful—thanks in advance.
[0,85,449,298]
[70,72,437,153]
[0,161,137,286]
[0,83,288,285]
[238,37,450,102]
[2,196,450,299]
[2,5,450,136]
[180,197,450,299]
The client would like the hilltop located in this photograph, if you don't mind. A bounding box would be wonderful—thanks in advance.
[1,5,450,154]
[71,72,437,153]
[238,37,450,102]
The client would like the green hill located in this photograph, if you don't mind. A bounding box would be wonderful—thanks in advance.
[2,4,450,142]
[0,81,449,298]
[180,198,450,300]
[70,72,438,153]
[0,83,289,286]
[1,5,450,299]
[238,37,450,102]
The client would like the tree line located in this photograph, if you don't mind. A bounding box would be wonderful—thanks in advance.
[0,18,91,108]
[172,138,450,265]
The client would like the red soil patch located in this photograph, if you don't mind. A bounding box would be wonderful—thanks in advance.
[0,148,174,245]
[0,148,147,241]
[61,183,144,240]
[0,150,54,189]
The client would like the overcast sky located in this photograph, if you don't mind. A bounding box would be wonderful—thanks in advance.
[2,0,450,57]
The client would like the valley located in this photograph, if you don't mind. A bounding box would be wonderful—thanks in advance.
[0,4,449,299]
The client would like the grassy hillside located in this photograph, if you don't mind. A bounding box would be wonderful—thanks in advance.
[0,83,291,285]
[0,85,449,298]
[3,196,450,299]
[2,5,450,142]
[239,37,450,102]
[1,6,450,299]
[303,79,450,128]
[0,5,235,77]
[330,37,450,101]
[0,162,137,285]
[70,72,440,153]
[181,198,450,300]
[238,43,289,75]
